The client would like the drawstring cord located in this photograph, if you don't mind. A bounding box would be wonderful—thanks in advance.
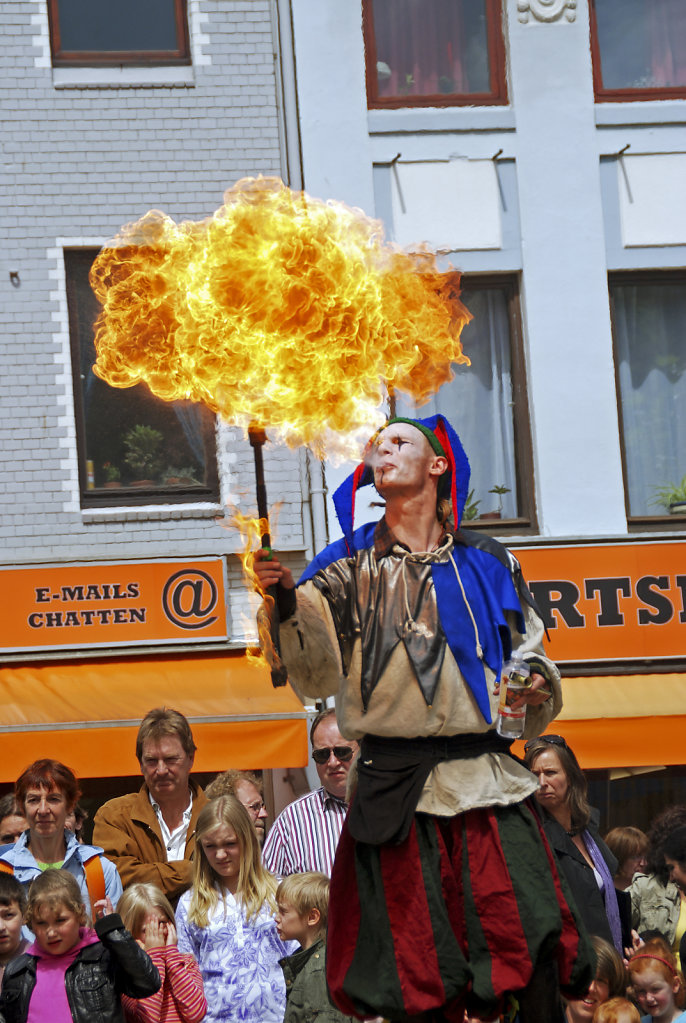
[393,541,484,662]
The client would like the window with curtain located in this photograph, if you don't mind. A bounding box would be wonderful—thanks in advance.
[363,0,507,108]
[48,0,190,67]
[611,273,686,520]
[395,276,535,529]
[590,0,686,100]
[65,249,219,507]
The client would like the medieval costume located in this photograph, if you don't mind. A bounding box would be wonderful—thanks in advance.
[273,416,594,1021]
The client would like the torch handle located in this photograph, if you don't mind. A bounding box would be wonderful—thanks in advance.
[249,425,288,687]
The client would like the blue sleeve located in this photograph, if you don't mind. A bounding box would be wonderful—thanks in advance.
[103,856,123,909]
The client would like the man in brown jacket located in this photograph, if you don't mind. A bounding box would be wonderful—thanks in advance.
[93,707,207,903]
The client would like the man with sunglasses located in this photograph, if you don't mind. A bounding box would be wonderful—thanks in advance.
[263,709,358,877]
[254,414,593,1022]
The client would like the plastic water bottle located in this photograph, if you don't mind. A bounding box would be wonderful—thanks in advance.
[496,657,531,738]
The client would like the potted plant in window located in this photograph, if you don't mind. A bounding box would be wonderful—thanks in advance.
[652,475,686,515]
[102,462,121,489]
[123,425,163,486]
[481,484,511,520]
[462,488,481,522]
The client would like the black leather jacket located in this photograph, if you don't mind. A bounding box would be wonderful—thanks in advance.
[0,914,160,1023]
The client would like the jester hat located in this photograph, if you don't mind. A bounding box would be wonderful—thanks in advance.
[333,414,471,547]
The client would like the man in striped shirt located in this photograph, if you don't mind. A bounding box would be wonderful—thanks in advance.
[262,709,358,877]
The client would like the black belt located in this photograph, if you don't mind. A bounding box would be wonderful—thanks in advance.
[347,731,514,847]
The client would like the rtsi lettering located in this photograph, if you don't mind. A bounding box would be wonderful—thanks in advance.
[162,569,218,630]
[514,542,686,664]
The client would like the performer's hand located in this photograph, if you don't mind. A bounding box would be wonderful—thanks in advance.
[253,547,295,594]
[510,672,551,709]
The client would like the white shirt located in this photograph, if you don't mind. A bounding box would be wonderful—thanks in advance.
[149,789,193,861]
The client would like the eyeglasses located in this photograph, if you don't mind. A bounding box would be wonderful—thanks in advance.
[243,800,266,817]
[523,734,568,753]
[311,745,356,765]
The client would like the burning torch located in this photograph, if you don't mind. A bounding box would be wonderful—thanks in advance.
[89,176,471,683]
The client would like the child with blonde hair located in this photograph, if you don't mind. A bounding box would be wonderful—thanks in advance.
[118,883,206,1023]
[593,998,641,1022]
[628,937,686,1023]
[0,868,159,1023]
[176,796,296,1023]
[275,872,354,1023]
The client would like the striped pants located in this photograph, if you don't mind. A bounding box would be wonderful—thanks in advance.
[326,799,594,1021]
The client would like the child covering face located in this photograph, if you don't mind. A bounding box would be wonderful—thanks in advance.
[118,882,206,1023]
[628,938,686,1023]
[0,868,160,1023]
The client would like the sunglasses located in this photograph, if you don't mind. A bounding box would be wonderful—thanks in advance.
[523,734,569,753]
[311,745,356,765]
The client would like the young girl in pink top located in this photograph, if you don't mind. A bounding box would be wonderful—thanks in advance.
[118,883,206,1023]
[0,868,160,1023]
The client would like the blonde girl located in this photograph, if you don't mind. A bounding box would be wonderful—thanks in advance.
[175,796,296,1023]
[628,937,686,1023]
[118,883,206,1023]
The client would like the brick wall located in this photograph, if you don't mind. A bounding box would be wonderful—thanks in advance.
[1,1,310,631]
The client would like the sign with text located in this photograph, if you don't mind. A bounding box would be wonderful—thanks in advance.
[0,560,228,652]
[512,541,686,663]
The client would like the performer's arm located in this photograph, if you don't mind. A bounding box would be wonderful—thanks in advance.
[253,548,342,701]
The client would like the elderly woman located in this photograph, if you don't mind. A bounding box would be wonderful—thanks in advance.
[0,758,122,917]
[525,736,629,952]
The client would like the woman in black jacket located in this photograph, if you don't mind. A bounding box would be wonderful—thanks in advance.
[0,868,159,1023]
[524,735,630,953]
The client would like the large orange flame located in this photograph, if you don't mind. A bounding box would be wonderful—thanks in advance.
[91,177,471,453]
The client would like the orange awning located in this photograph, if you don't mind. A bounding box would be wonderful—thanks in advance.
[0,652,308,781]
[513,673,686,769]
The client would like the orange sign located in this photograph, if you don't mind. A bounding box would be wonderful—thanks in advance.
[0,560,228,652]
[512,541,686,663]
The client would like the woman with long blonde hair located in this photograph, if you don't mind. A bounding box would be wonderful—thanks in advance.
[175,796,295,1023]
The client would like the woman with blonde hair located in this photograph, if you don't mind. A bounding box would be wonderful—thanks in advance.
[117,882,206,1023]
[175,796,295,1023]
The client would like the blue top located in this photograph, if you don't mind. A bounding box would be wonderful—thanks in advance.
[0,829,123,919]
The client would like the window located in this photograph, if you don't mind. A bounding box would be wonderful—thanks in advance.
[363,0,507,108]
[48,0,190,67]
[590,0,686,101]
[395,276,535,530]
[611,272,686,522]
[65,249,219,507]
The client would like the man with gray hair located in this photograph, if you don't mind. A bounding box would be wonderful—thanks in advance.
[93,706,207,902]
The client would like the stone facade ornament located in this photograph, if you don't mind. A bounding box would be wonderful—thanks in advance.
[517,0,577,23]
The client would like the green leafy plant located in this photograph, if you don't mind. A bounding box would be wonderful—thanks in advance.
[102,462,120,483]
[489,484,511,514]
[123,425,164,480]
[162,466,201,486]
[462,488,481,521]
[652,474,686,511]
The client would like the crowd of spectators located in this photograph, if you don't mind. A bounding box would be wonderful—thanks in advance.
[0,706,685,1023]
